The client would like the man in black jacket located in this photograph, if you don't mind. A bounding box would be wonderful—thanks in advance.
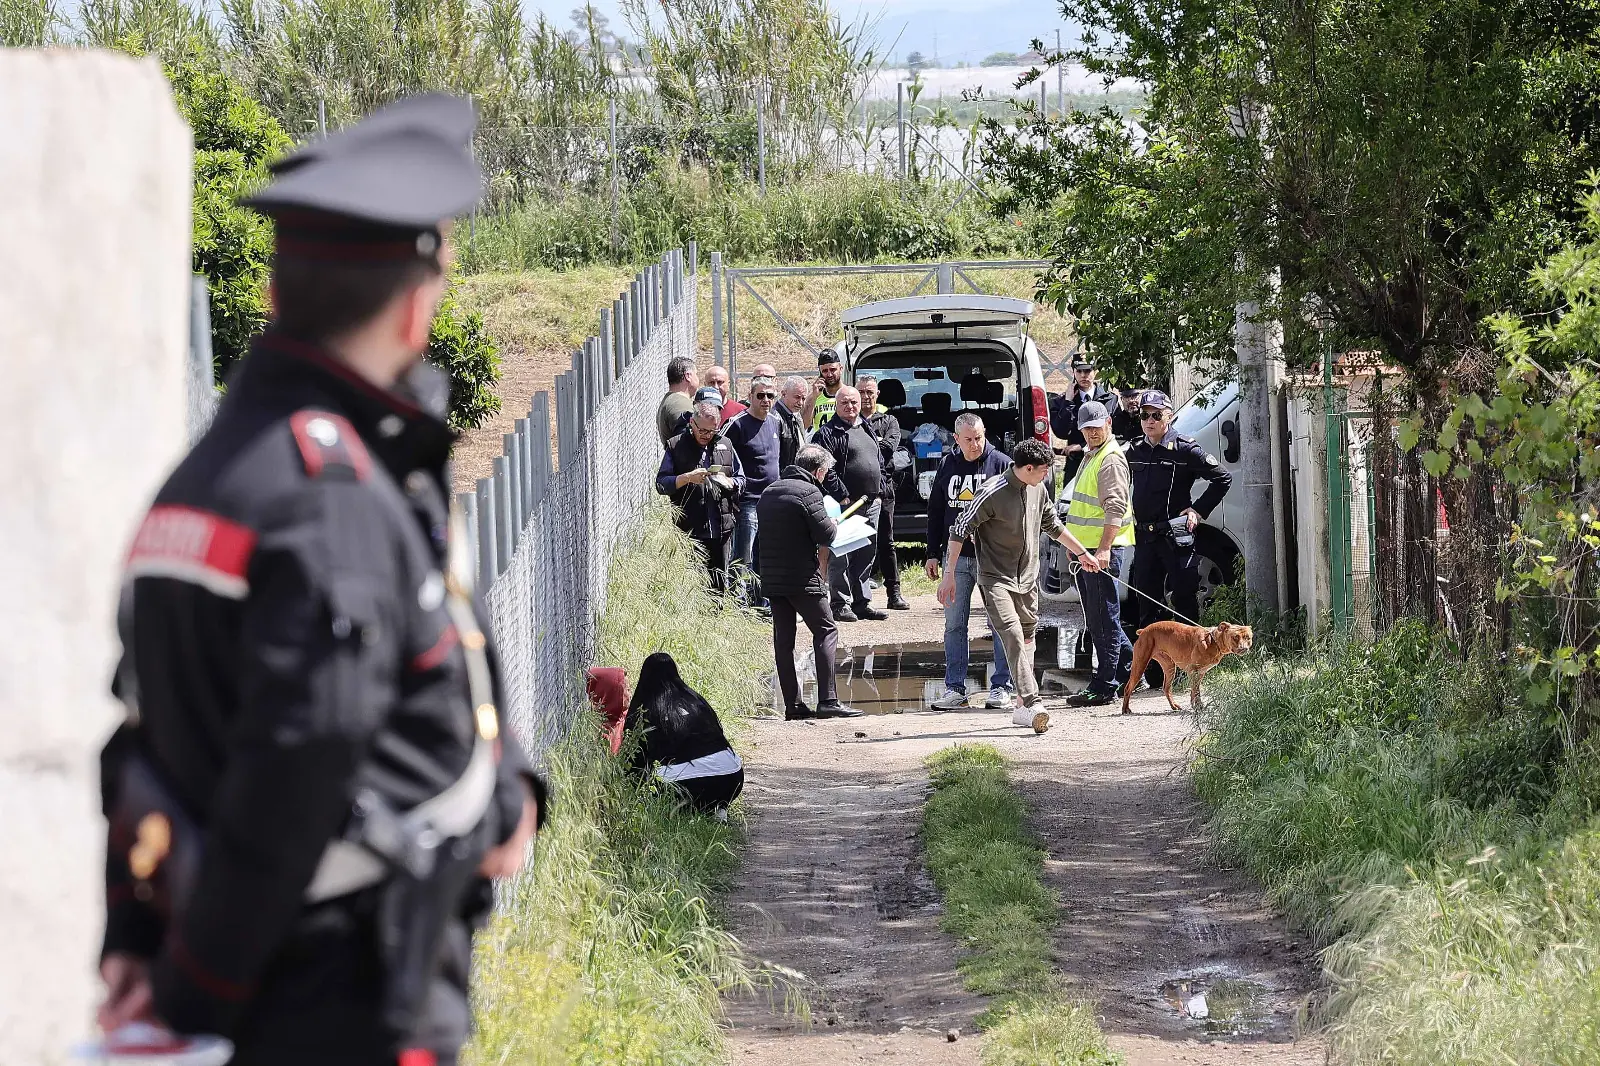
[859,375,909,611]
[758,445,863,720]
[95,95,544,1066]
[1048,356,1117,481]
[657,400,746,593]
[813,385,888,622]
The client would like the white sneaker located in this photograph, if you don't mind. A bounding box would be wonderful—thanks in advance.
[931,688,971,710]
[985,687,1014,709]
[1013,706,1050,733]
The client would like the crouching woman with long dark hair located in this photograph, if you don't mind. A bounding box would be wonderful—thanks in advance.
[627,652,744,817]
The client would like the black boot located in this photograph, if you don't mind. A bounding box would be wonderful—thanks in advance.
[886,589,910,610]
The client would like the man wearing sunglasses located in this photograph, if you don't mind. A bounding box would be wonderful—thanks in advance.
[725,376,792,609]
[1126,390,1233,682]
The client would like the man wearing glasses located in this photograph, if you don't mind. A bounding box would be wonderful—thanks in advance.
[1126,390,1233,677]
[725,376,794,609]
[1048,356,1115,481]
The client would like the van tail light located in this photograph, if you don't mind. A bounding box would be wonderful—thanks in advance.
[1027,386,1050,442]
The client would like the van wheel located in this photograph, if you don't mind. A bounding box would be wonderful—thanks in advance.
[1194,529,1241,612]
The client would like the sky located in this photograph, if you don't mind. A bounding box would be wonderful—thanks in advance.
[532,0,1082,70]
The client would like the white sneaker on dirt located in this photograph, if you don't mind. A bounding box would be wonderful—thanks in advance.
[930,688,970,710]
[1012,707,1050,733]
[985,687,1014,709]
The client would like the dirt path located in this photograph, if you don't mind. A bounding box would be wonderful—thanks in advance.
[723,596,1325,1065]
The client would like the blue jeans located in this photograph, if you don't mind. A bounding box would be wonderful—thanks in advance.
[733,496,764,606]
[1077,546,1134,692]
[943,553,1012,693]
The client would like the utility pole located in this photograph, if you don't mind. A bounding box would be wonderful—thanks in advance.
[1234,269,1282,618]
[897,81,906,183]
[1056,29,1064,117]
[757,81,767,195]
[608,97,620,256]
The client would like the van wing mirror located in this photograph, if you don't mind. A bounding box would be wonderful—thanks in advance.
[1221,418,1241,463]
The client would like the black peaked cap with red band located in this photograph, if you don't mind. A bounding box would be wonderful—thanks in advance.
[241,92,484,262]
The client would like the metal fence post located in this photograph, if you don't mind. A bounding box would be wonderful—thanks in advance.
[504,433,521,548]
[514,418,532,523]
[688,240,698,277]
[757,83,767,195]
[608,96,620,258]
[600,309,615,394]
[727,269,738,381]
[897,81,906,183]
[937,263,954,294]
[475,476,497,583]
[458,491,478,584]
[492,458,512,569]
[619,293,633,368]
[632,278,645,347]
[554,372,568,464]
[531,393,551,506]
[711,252,724,367]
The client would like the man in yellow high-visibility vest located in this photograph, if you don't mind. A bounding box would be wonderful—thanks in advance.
[1063,400,1136,706]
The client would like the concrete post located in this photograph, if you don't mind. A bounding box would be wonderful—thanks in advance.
[1234,287,1282,617]
[0,51,192,1059]
[711,252,724,366]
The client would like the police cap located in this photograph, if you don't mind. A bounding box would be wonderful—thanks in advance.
[243,93,484,263]
[1139,389,1173,411]
[1071,355,1094,371]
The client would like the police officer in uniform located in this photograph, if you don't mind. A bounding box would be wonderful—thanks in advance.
[1048,356,1116,481]
[1126,389,1232,654]
[96,94,546,1066]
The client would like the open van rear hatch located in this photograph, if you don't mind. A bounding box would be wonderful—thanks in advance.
[843,295,1034,355]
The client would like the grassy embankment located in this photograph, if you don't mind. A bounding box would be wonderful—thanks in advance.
[922,745,1123,1066]
[1193,620,1600,1064]
[467,505,782,1065]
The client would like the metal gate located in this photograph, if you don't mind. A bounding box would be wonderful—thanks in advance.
[704,257,1076,379]
[1323,343,1377,636]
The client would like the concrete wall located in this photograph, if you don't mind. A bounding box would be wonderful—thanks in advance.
[0,50,192,1061]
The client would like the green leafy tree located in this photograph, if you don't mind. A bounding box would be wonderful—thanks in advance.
[1416,186,1600,740]
[980,50,1019,67]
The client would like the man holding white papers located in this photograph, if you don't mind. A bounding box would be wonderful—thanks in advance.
[758,445,863,720]
[814,386,888,622]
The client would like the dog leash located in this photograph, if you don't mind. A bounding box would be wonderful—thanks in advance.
[1062,554,1206,628]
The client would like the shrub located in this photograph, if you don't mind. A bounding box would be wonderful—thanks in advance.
[166,56,289,380]
[427,285,502,430]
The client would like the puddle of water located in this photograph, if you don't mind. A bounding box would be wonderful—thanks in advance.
[769,616,1097,716]
[1157,972,1273,1037]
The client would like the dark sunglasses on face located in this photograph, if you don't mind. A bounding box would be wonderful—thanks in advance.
[1141,410,1167,420]
[753,391,777,400]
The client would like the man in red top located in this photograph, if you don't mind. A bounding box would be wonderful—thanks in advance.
[704,364,746,424]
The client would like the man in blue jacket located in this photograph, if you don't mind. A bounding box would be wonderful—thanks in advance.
[925,412,1014,709]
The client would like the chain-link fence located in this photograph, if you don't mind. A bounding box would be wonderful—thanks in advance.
[469,247,696,756]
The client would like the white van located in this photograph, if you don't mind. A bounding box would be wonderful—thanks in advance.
[828,295,1056,544]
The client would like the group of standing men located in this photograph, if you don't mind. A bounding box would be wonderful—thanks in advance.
[653,348,907,622]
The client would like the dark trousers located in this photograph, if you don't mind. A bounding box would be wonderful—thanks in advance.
[676,769,745,813]
[873,494,900,595]
[771,590,838,709]
[694,533,734,594]
[828,498,880,610]
[1130,533,1202,626]
[1076,547,1134,692]
[1130,533,1201,685]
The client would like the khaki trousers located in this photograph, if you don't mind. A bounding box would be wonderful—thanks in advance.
[980,583,1040,706]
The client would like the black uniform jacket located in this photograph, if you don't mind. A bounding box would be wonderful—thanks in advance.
[756,467,838,597]
[863,408,902,499]
[1126,428,1233,530]
[101,331,547,1061]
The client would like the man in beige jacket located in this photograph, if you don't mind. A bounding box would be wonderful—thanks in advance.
[937,438,1099,733]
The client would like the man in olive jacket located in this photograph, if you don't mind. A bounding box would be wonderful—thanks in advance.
[757,445,862,720]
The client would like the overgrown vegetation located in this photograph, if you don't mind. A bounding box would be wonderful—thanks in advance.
[921,745,1122,1065]
[468,504,777,1064]
[1193,622,1600,1062]
[462,170,1035,271]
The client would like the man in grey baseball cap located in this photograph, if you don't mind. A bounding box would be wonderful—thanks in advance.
[1060,400,1135,705]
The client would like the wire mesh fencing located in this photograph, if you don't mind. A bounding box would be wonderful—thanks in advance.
[467,245,698,757]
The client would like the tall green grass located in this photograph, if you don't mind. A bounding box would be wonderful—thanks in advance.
[1192,620,1600,1063]
[461,169,1038,272]
[467,504,777,1064]
[921,745,1123,1065]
